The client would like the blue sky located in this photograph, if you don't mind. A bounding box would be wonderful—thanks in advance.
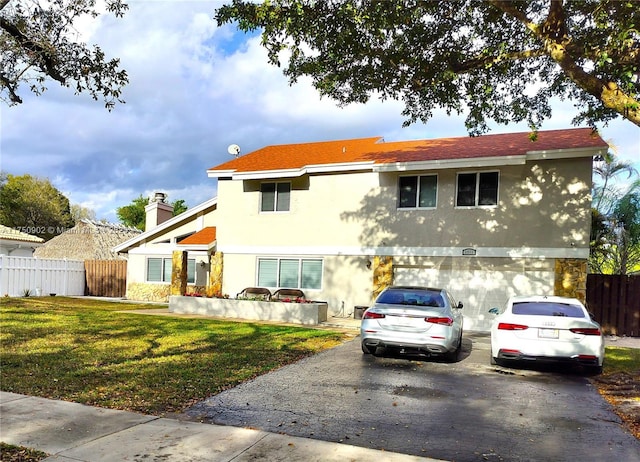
[1,1,638,223]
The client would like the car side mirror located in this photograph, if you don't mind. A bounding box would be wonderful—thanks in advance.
[457,301,463,309]
[488,307,499,315]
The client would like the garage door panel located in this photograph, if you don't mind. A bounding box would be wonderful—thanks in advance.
[394,267,553,332]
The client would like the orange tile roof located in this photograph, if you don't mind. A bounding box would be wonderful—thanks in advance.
[208,128,607,174]
[177,227,216,245]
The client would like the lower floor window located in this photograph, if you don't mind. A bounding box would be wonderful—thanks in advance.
[257,258,323,290]
[147,257,195,283]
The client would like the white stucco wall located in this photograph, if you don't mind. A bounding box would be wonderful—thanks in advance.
[216,157,592,252]
[214,156,592,325]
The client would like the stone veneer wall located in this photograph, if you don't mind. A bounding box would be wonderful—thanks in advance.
[171,251,187,296]
[373,256,393,301]
[554,258,588,302]
[207,251,224,297]
[126,282,171,302]
[126,282,206,302]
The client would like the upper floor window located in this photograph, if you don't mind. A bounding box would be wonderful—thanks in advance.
[456,171,499,207]
[398,175,437,209]
[261,182,291,212]
[146,257,195,283]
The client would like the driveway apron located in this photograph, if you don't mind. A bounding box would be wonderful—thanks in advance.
[182,333,639,462]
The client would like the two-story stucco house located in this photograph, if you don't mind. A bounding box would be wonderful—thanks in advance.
[115,128,607,331]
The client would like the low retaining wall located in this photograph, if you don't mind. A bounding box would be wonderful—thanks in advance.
[169,296,329,325]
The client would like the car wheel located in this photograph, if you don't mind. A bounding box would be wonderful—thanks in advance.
[489,343,498,365]
[362,342,376,355]
[585,364,603,375]
[444,334,462,363]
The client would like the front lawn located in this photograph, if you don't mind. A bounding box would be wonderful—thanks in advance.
[0,297,349,415]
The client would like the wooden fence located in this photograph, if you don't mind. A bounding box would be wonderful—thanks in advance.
[0,256,85,297]
[586,274,640,337]
[84,260,127,298]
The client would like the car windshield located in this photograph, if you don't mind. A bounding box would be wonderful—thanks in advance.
[376,289,445,307]
[512,301,586,318]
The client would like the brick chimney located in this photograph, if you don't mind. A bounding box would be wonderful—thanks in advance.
[145,192,173,231]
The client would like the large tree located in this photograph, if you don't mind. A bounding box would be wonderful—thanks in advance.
[117,194,189,231]
[590,155,640,275]
[216,0,639,133]
[70,203,96,222]
[0,0,128,109]
[0,173,75,241]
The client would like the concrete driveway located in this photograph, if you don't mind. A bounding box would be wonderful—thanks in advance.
[182,333,639,462]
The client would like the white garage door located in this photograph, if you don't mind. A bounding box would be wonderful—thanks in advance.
[393,265,554,332]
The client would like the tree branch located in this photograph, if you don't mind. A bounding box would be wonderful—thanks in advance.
[489,0,640,127]
[0,72,22,103]
[449,49,546,73]
[0,16,66,84]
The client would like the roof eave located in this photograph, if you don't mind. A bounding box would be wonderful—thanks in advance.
[525,145,607,160]
[0,239,44,248]
[113,196,218,254]
[207,169,235,179]
[176,240,217,252]
[214,161,376,180]
[374,155,526,172]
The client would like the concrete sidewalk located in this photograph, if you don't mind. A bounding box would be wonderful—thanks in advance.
[0,392,445,462]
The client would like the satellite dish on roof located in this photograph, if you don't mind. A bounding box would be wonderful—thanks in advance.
[227,144,241,157]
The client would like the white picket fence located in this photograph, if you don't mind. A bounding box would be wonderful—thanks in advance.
[0,255,85,297]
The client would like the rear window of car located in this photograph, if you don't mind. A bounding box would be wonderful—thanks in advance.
[376,290,444,307]
[512,302,586,318]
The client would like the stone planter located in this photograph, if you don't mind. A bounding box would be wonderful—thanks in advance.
[169,296,328,325]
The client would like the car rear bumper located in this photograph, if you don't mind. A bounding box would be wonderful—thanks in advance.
[361,337,454,354]
[497,349,602,366]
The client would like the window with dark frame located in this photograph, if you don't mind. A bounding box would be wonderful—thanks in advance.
[456,171,499,207]
[398,174,437,208]
[261,182,291,212]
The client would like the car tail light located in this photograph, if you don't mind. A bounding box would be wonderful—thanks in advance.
[577,354,598,360]
[498,323,528,331]
[363,311,385,319]
[425,317,453,326]
[570,327,601,336]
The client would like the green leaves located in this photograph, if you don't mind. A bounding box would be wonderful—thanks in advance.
[116,194,189,230]
[591,153,640,274]
[0,0,128,109]
[215,0,640,131]
[0,173,75,241]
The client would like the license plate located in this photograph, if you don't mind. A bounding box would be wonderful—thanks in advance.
[394,316,414,327]
[538,328,559,339]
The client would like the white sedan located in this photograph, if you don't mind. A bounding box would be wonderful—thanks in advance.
[489,295,604,374]
[361,286,464,361]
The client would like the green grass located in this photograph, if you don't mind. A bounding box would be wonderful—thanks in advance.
[604,346,640,374]
[0,297,348,415]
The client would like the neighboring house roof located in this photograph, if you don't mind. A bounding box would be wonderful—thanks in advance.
[113,197,218,254]
[208,128,608,180]
[0,225,45,244]
[33,220,142,260]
